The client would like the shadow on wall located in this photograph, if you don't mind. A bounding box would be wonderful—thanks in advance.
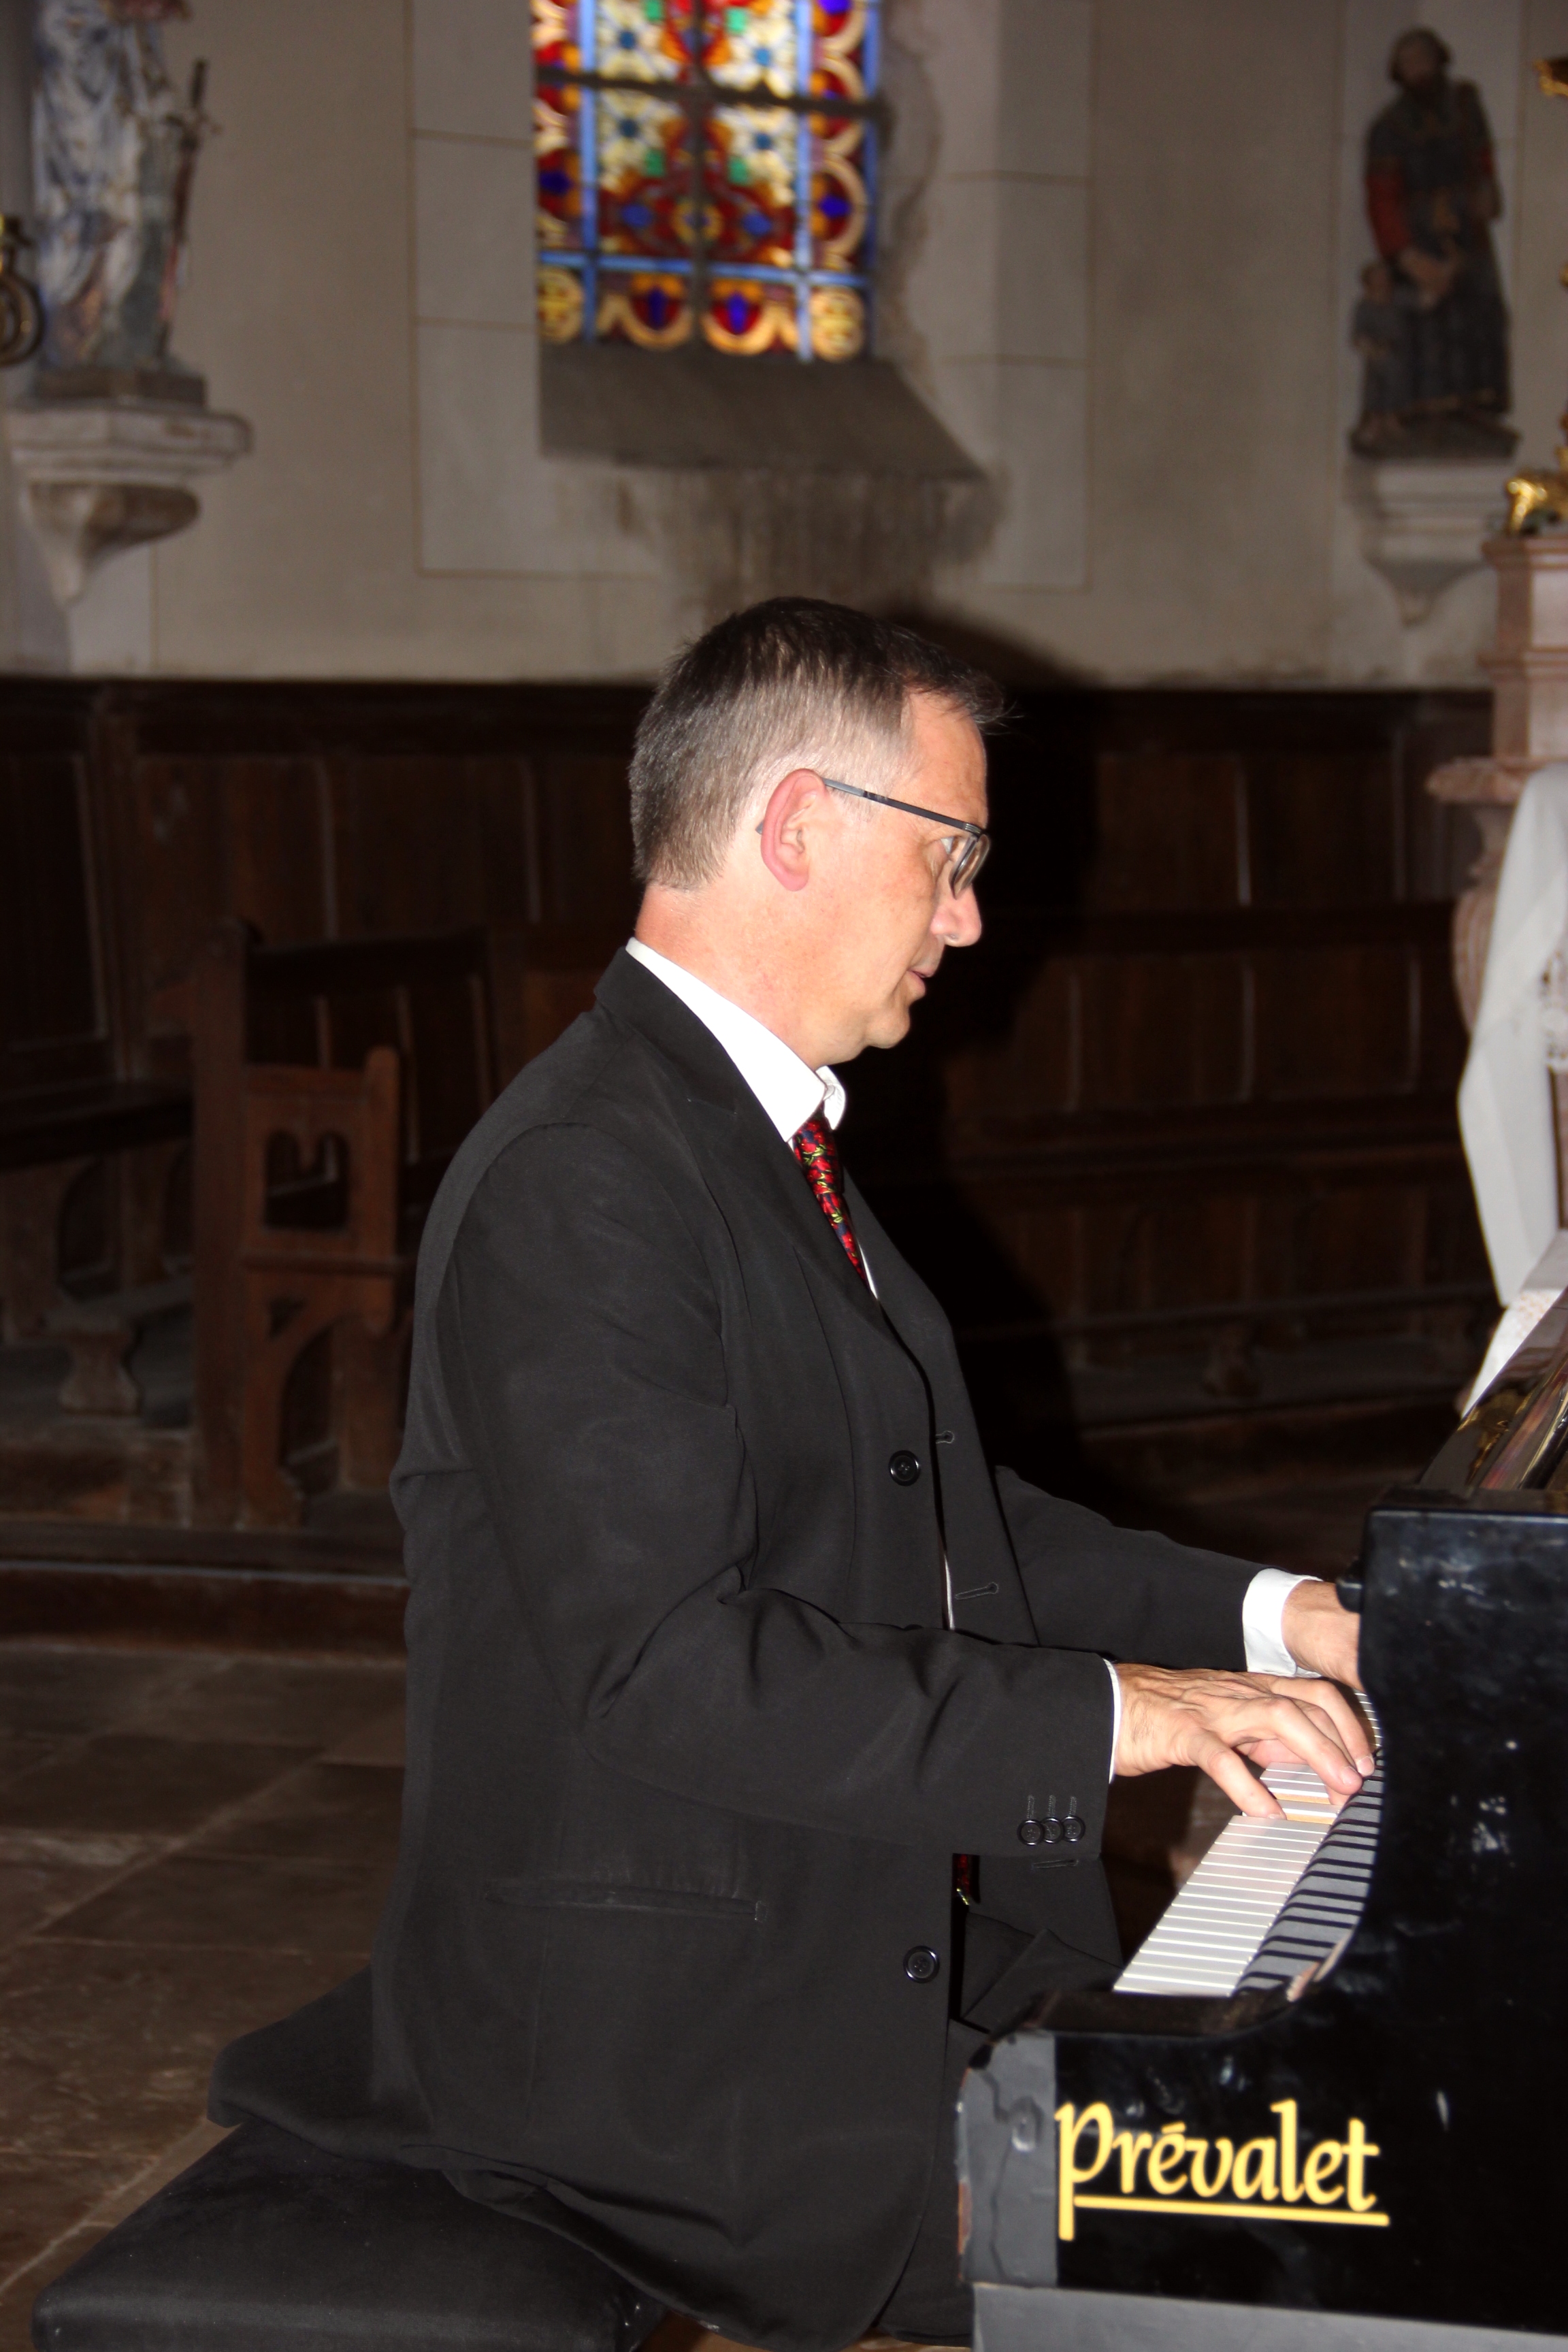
[540,345,1000,621]
[838,617,1493,1516]
[841,618,1103,1503]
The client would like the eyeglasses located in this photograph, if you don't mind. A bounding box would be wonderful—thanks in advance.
[823,778,992,895]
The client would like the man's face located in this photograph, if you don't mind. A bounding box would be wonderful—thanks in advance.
[811,691,987,1061]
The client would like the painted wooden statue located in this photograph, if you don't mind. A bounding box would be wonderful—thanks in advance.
[1352,26,1515,459]
[32,0,207,385]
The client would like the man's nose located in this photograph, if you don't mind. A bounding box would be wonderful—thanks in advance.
[934,882,983,949]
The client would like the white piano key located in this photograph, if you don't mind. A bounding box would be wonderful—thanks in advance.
[1115,1804,1333,1996]
[1115,1750,1384,1999]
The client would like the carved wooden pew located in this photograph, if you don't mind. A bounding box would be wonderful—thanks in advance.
[189,919,613,1529]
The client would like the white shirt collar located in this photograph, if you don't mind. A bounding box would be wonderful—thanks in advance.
[625,938,847,1143]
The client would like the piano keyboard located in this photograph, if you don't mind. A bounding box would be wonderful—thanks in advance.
[1114,1754,1384,1999]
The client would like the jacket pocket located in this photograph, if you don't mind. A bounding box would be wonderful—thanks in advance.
[485,1874,764,1924]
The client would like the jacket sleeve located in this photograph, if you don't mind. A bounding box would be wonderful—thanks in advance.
[994,1468,1257,1671]
[434,1120,1117,1861]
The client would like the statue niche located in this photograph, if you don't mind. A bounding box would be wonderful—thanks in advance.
[1351,25,1516,461]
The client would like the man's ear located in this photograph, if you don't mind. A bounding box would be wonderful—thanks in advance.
[756,768,824,895]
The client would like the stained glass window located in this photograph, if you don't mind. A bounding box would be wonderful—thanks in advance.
[534,1,880,361]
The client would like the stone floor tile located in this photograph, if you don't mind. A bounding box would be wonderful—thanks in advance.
[184,1759,404,1865]
[0,2153,127,2281]
[0,1937,359,2159]
[0,2120,233,2342]
[129,1657,406,1750]
[44,1852,391,1954]
[84,2115,231,2225]
[322,1701,406,1766]
[0,1734,299,1835]
[0,1646,219,1740]
[0,2224,105,2352]
[0,1846,159,1952]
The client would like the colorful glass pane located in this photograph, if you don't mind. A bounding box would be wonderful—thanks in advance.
[532,0,879,359]
[705,105,796,265]
[599,270,694,347]
[597,0,695,80]
[598,88,693,256]
[535,82,582,254]
[810,0,872,101]
[705,275,797,354]
[706,0,796,95]
[808,110,868,273]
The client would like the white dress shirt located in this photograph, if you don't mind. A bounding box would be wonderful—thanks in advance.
[625,938,1313,1767]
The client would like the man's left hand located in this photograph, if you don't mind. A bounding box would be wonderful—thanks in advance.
[1281,1578,1362,1688]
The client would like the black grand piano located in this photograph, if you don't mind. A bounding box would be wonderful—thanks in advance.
[958,1295,1568,2352]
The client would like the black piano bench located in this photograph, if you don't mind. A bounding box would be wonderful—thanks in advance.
[30,2119,667,2352]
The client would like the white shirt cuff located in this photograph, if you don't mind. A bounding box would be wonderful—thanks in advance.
[1101,1569,1315,1782]
[1243,1567,1316,1676]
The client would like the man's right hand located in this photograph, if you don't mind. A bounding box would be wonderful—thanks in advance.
[1113,1663,1375,1820]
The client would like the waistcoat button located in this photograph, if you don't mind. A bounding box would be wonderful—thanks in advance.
[903,1946,941,1982]
[888,1450,921,1486]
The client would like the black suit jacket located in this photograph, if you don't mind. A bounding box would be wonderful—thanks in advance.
[212,951,1256,2352]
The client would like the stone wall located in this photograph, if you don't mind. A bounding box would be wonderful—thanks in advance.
[6,0,1568,681]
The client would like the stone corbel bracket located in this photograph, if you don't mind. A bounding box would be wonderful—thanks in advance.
[1349,459,1513,623]
[1,397,252,604]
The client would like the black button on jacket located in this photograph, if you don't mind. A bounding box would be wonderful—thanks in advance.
[210,953,1256,2352]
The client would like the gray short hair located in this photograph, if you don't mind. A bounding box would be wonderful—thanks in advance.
[629,598,1005,889]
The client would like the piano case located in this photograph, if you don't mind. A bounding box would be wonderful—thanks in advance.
[958,1292,1568,2351]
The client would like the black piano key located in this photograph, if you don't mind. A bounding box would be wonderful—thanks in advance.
[1237,1771,1384,1991]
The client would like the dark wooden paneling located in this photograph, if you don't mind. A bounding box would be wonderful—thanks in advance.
[1091,756,1244,910]
[845,683,1494,1486]
[0,750,106,1092]
[0,672,1494,1507]
[329,756,535,937]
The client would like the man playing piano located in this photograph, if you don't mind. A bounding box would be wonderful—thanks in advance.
[212,602,1372,2352]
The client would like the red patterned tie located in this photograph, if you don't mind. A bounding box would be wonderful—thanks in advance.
[792,1115,868,1284]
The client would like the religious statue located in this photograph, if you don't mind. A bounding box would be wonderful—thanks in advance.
[1351,27,1516,459]
[31,0,210,393]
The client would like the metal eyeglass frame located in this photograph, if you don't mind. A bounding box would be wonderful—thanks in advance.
[822,777,992,894]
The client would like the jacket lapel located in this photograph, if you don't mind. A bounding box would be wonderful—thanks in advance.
[595,952,887,1334]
